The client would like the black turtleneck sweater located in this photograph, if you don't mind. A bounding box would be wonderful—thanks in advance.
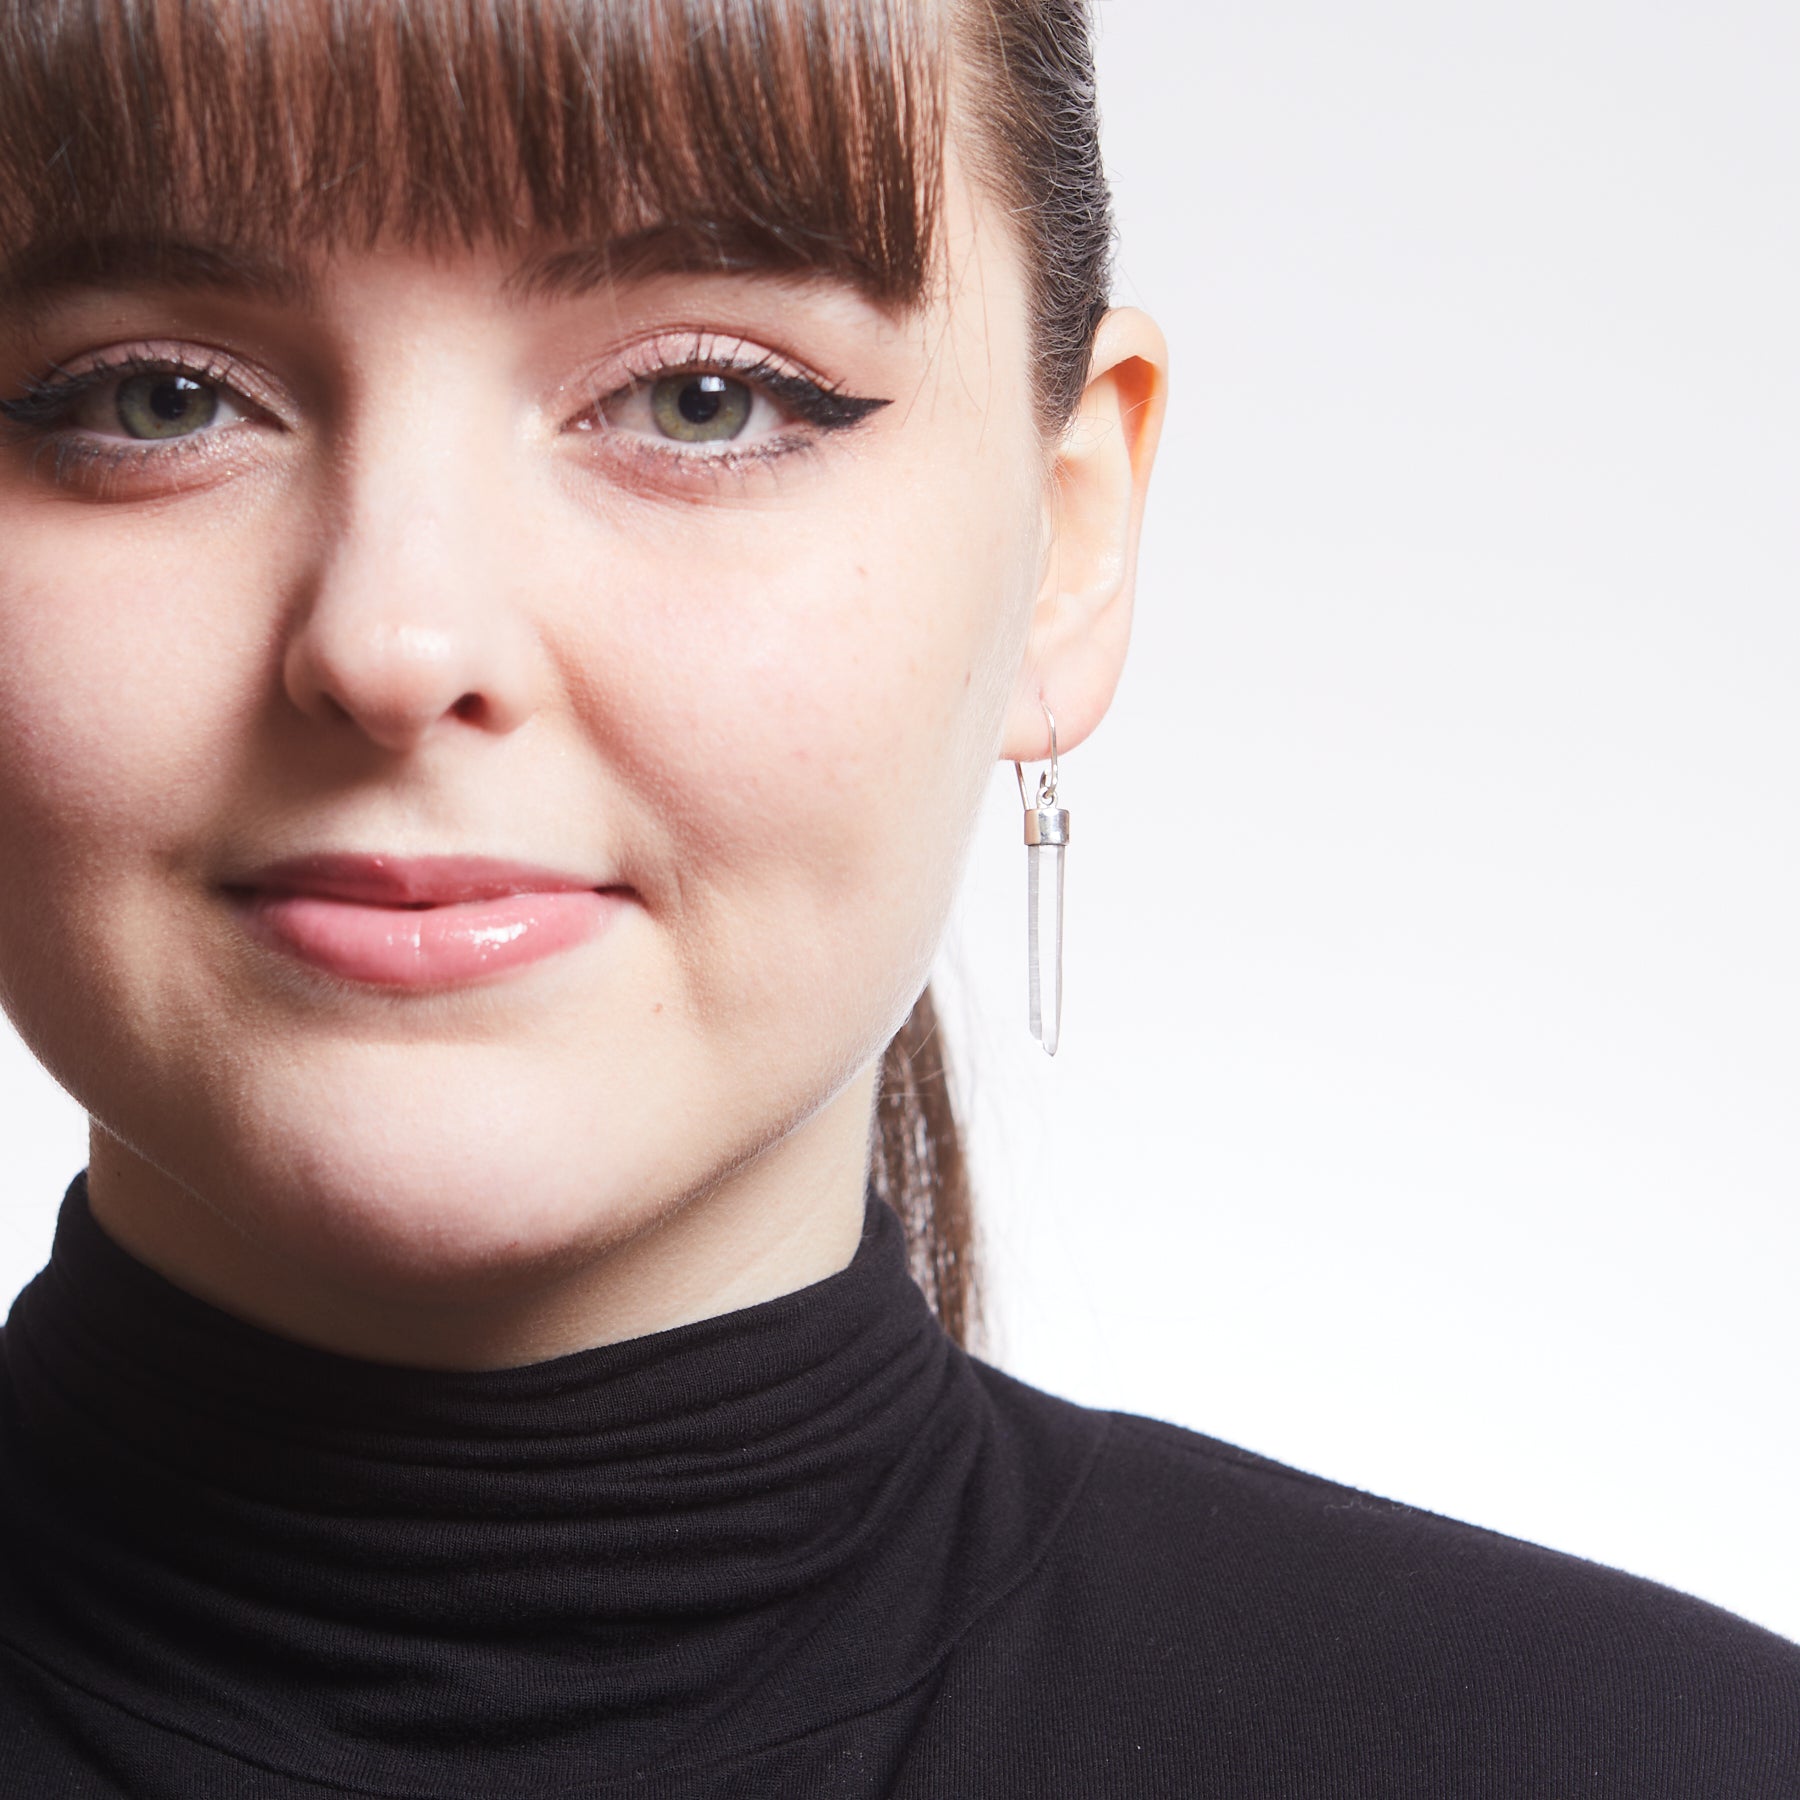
[0,1180,1795,1798]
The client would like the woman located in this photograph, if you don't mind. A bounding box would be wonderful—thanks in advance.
[0,1,1794,1795]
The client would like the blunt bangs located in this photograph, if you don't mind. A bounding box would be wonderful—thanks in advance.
[0,0,944,302]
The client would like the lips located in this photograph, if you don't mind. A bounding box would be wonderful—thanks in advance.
[224,855,625,988]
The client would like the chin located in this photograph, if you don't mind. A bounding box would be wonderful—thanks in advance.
[180,1037,717,1293]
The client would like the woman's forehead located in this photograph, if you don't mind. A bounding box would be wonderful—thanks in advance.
[0,0,946,312]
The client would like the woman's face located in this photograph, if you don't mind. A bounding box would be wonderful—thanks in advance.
[0,158,1054,1345]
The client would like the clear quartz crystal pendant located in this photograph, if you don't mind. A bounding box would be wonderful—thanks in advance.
[1016,711,1070,1056]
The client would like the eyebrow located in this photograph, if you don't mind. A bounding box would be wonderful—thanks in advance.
[0,238,320,322]
[507,219,892,307]
[0,222,895,327]
[506,221,895,308]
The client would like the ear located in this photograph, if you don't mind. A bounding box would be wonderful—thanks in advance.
[1001,306,1169,762]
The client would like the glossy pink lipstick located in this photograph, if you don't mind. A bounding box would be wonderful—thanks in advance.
[226,855,623,988]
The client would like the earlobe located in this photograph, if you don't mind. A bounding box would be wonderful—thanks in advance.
[1002,306,1169,762]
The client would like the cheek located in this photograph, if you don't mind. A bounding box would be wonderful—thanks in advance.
[0,524,242,860]
[0,507,273,1074]
[569,456,1039,1017]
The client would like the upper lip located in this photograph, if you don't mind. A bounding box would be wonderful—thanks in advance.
[224,854,606,908]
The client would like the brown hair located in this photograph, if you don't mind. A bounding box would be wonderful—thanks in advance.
[0,0,1113,1347]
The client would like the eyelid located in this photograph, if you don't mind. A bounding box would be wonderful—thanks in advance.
[563,331,889,443]
[0,343,293,498]
[0,343,291,435]
[573,330,827,399]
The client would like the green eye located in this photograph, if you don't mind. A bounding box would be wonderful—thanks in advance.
[649,373,753,443]
[114,373,220,441]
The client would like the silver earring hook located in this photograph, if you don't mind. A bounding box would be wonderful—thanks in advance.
[1013,703,1059,810]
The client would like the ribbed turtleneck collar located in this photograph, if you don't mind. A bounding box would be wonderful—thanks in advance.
[0,1176,1055,1792]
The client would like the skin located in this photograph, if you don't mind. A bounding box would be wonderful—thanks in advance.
[0,150,1167,1370]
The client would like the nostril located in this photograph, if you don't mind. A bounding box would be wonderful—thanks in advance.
[451,693,486,724]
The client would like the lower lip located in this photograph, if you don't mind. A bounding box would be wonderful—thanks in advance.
[234,889,622,988]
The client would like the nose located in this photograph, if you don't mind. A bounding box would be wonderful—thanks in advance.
[283,486,537,754]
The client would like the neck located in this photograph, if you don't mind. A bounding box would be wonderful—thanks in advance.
[0,1183,1038,1789]
[84,1073,876,1369]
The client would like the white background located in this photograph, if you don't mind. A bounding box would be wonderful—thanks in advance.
[940,0,1800,1645]
[3,1,1797,1644]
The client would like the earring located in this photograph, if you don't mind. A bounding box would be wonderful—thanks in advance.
[1014,704,1069,1056]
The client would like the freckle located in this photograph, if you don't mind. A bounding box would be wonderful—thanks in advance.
[652,1002,664,1014]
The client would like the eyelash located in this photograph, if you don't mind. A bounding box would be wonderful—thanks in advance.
[595,340,886,437]
[0,339,888,489]
[0,350,254,484]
